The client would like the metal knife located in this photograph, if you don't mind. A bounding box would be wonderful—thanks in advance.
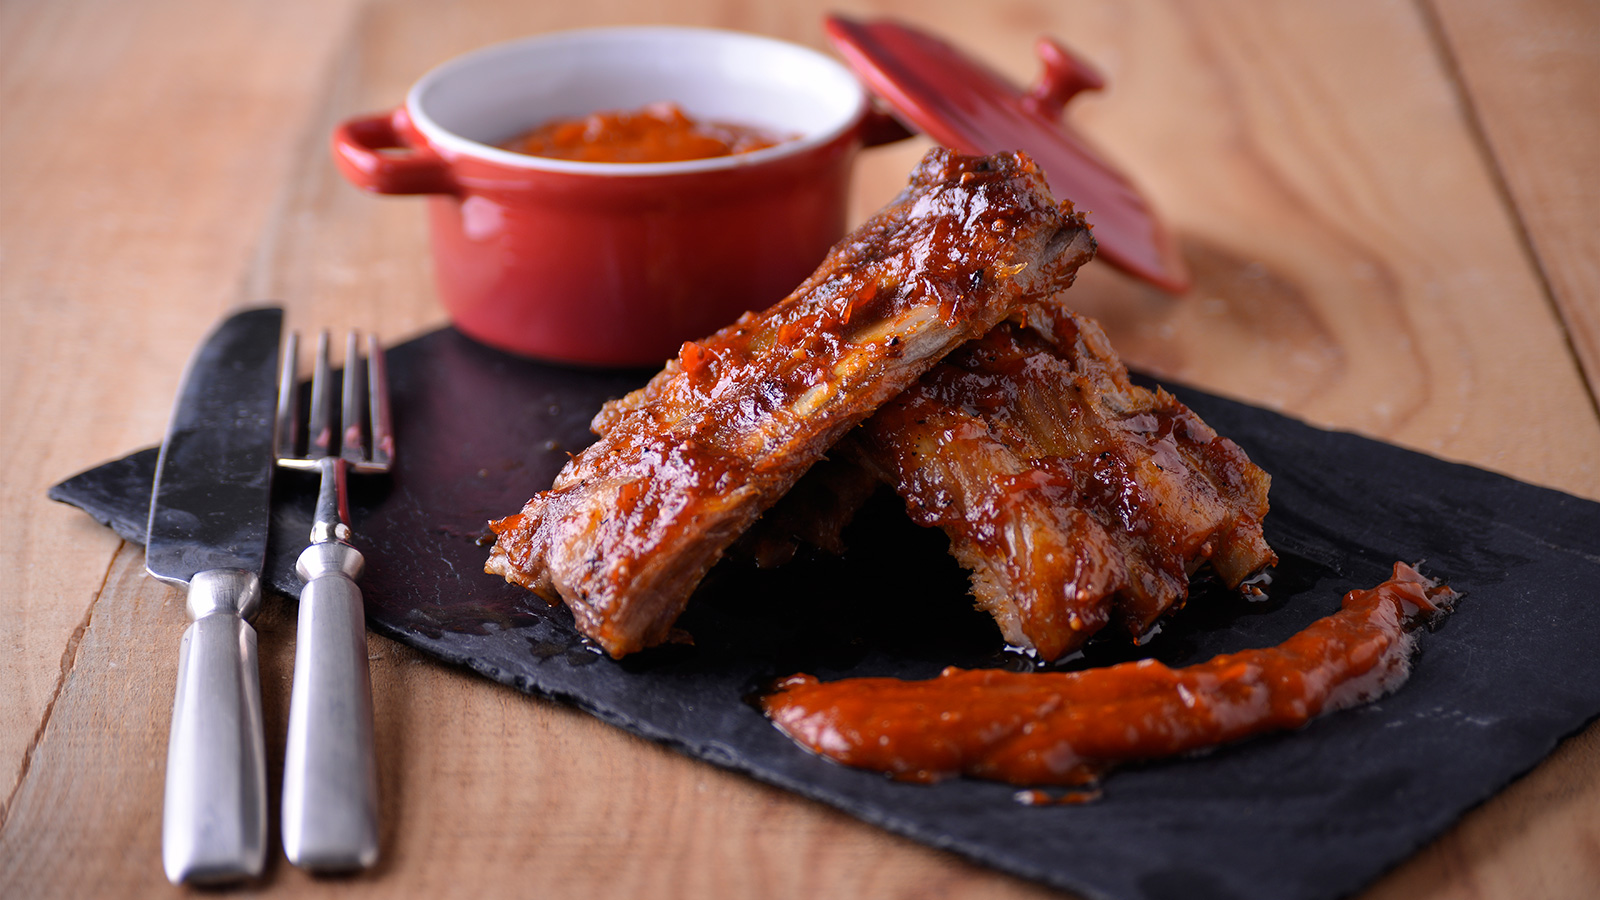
[146,306,282,885]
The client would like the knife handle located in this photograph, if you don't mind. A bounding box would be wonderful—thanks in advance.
[281,541,380,872]
[162,569,268,885]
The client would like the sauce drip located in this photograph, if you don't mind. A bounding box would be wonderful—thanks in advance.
[761,562,1458,786]
[501,102,791,163]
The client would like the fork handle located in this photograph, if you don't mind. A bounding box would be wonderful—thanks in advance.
[281,541,380,871]
[163,569,268,885]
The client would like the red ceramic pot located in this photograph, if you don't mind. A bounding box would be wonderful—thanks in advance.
[332,27,905,366]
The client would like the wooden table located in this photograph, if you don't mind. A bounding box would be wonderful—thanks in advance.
[3,1,1597,897]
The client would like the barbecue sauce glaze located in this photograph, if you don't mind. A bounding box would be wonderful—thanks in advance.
[486,150,1095,657]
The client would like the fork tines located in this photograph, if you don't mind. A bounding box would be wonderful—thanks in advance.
[275,330,393,474]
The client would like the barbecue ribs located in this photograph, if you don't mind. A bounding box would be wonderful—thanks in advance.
[855,304,1276,660]
[486,149,1096,657]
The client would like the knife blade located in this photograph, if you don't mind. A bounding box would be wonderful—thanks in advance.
[147,306,282,885]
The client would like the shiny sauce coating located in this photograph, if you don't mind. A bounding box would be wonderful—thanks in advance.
[856,307,1275,662]
[762,562,1457,786]
[486,150,1096,657]
[501,102,791,163]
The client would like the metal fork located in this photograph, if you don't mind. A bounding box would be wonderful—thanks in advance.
[274,330,392,872]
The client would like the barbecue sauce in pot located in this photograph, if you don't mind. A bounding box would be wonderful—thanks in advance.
[502,102,792,163]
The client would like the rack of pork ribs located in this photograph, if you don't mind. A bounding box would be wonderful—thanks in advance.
[487,149,1457,788]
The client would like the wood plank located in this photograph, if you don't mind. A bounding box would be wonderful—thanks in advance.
[1368,724,1600,900]
[0,0,364,819]
[1427,0,1600,407]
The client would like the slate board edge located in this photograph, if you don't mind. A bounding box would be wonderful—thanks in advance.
[364,605,1600,900]
[44,364,1600,900]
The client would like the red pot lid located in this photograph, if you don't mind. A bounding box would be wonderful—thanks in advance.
[826,15,1190,294]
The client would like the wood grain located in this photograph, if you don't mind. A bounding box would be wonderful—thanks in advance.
[1021,0,1600,498]
[0,0,365,820]
[2,0,1596,898]
[1427,0,1600,408]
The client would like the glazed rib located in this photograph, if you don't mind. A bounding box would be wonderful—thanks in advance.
[487,150,1096,657]
[855,304,1276,660]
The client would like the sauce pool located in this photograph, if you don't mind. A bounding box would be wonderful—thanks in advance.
[501,102,792,163]
[761,562,1458,787]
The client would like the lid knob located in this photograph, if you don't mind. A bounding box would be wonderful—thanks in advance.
[826,15,1191,294]
[1023,38,1106,122]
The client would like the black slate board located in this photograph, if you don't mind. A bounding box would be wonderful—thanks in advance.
[52,326,1600,900]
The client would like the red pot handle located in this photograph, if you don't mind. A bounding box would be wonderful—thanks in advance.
[331,108,458,195]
